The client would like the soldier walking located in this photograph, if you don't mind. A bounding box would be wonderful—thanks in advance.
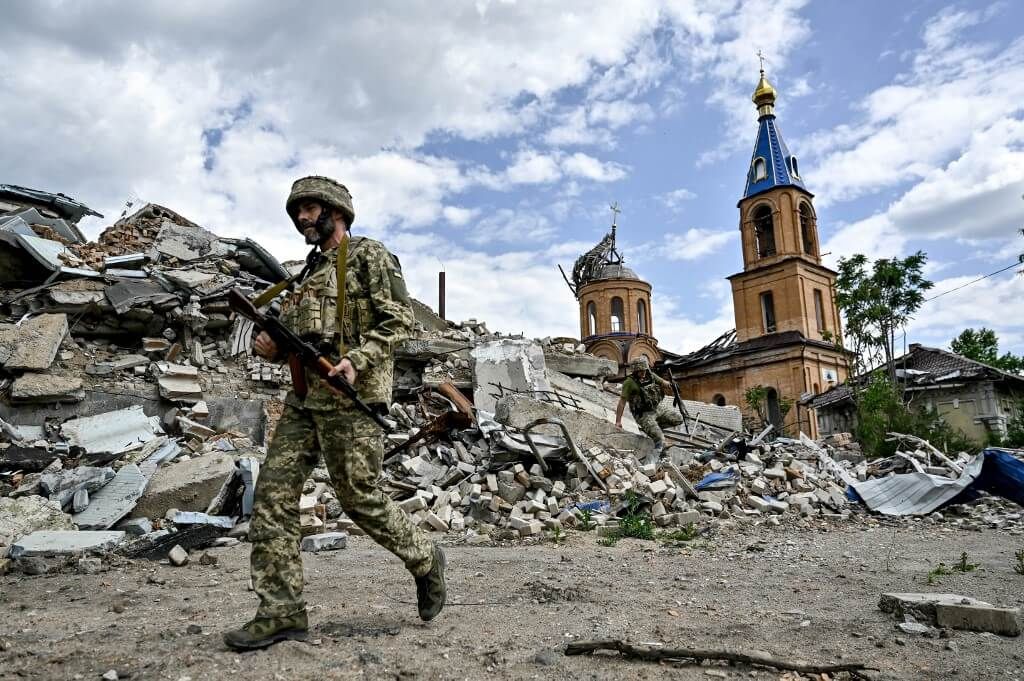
[614,356,684,459]
[224,176,446,650]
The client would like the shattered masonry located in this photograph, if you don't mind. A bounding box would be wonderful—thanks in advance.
[0,187,1022,580]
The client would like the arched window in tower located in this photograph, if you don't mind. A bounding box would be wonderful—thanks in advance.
[610,296,624,332]
[753,205,776,257]
[586,301,597,336]
[790,156,800,178]
[637,299,648,334]
[752,157,767,182]
[799,202,815,255]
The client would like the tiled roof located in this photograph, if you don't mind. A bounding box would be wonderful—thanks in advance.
[742,115,807,200]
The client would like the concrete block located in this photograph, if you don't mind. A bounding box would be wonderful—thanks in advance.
[518,519,543,537]
[399,496,428,513]
[0,313,68,370]
[880,592,1021,636]
[10,530,125,558]
[72,489,89,513]
[133,453,235,519]
[168,544,189,566]
[73,464,148,530]
[300,532,348,553]
[648,480,668,495]
[676,510,701,526]
[0,495,75,545]
[542,351,617,378]
[424,511,449,532]
[471,339,550,414]
[9,373,84,404]
[767,500,790,514]
[935,603,1020,637]
[40,466,114,510]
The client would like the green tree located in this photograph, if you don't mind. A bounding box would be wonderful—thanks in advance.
[835,251,933,384]
[950,327,1024,374]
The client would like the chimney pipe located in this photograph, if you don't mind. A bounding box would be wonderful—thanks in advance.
[438,271,446,320]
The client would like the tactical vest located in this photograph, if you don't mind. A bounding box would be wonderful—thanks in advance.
[628,372,664,416]
[279,237,408,408]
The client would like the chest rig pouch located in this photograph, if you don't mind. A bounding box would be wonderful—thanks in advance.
[629,373,664,416]
[281,237,369,356]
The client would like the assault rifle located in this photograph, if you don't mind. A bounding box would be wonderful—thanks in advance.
[666,367,690,435]
[228,288,390,432]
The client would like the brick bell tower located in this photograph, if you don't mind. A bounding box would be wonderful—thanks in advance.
[562,205,660,370]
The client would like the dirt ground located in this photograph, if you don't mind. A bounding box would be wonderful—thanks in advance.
[2,520,1023,681]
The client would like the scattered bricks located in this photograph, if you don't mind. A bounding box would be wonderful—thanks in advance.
[168,545,189,566]
[648,479,668,495]
[763,467,787,480]
[424,511,449,532]
[485,474,499,492]
[518,519,543,537]
[524,499,546,514]
[676,510,701,526]
[300,532,348,553]
[745,493,770,509]
[700,501,723,514]
[767,500,790,514]
[651,501,667,517]
[557,510,578,528]
[543,518,562,531]
[750,478,769,494]
[545,497,559,515]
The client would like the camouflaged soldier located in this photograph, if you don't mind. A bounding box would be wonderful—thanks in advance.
[614,356,683,457]
[224,176,446,651]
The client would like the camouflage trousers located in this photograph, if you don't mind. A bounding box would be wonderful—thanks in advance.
[249,403,434,619]
[635,403,685,449]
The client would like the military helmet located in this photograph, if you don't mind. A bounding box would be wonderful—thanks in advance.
[629,356,650,371]
[286,175,355,226]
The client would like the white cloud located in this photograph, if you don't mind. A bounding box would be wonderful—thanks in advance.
[658,187,698,212]
[662,228,737,261]
[466,209,556,245]
[906,267,1024,354]
[502,150,563,185]
[561,153,628,182]
[443,205,479,226]
[651,283,736,354]
[807,6,1024,208]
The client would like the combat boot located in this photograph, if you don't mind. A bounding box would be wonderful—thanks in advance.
[223,611,308,650]
[414,544,446,621]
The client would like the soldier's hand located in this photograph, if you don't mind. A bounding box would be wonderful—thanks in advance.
[328,357,358,386]
[253,331,278,359]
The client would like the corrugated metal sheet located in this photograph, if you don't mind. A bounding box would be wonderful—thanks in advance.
[851,455,984,516]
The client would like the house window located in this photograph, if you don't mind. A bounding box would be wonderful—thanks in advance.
[813,289,826,333]
[586,301,597,336]
[712,394,726,407]
[753,205,775,257]
[799,202,815,255]
[610,296,624,332]
[637,299,648,334]
[760,291,776,333]
[752,157,767,182]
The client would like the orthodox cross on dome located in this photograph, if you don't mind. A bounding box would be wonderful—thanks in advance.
[757,49,766,73]
[558,200,628,296]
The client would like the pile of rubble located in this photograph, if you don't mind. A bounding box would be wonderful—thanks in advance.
[2,187,1022,572]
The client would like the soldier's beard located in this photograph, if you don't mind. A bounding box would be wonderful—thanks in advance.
[297,209,335,246]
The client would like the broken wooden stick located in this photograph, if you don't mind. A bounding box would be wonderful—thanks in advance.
[564,639,877,676]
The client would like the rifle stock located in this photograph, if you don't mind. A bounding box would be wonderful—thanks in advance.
[228,288,390,431]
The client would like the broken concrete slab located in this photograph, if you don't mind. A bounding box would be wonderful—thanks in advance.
[61,405,160,455]
[300,532,348,552]
[471,339,550,414]
[39,466,115,510]
[9,530,125,558]
[880,593,1021,637]
[0,313,68,370]
[133,453,235,519]
[171,511,234,529]
[73,464,148,530]
[542,351,617,379]
[156,362,202,402]
[9,373,85,404]
[0,495,75,545]
[153,220,231,262]
[85,354,149,376]
[494,394,654,459]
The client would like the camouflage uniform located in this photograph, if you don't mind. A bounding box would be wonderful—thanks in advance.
[622,368,683,450]
[249,236,434,620]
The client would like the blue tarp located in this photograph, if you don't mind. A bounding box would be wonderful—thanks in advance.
[695,469,738,491]
[945,448,1024,509]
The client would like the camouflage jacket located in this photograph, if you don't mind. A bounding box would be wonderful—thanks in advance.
[622,371,667,417]
[279,236,413,410]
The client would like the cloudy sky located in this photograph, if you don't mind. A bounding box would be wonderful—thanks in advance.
[3,1,1023,355]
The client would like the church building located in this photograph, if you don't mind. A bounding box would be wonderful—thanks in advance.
[661,68,850,437]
